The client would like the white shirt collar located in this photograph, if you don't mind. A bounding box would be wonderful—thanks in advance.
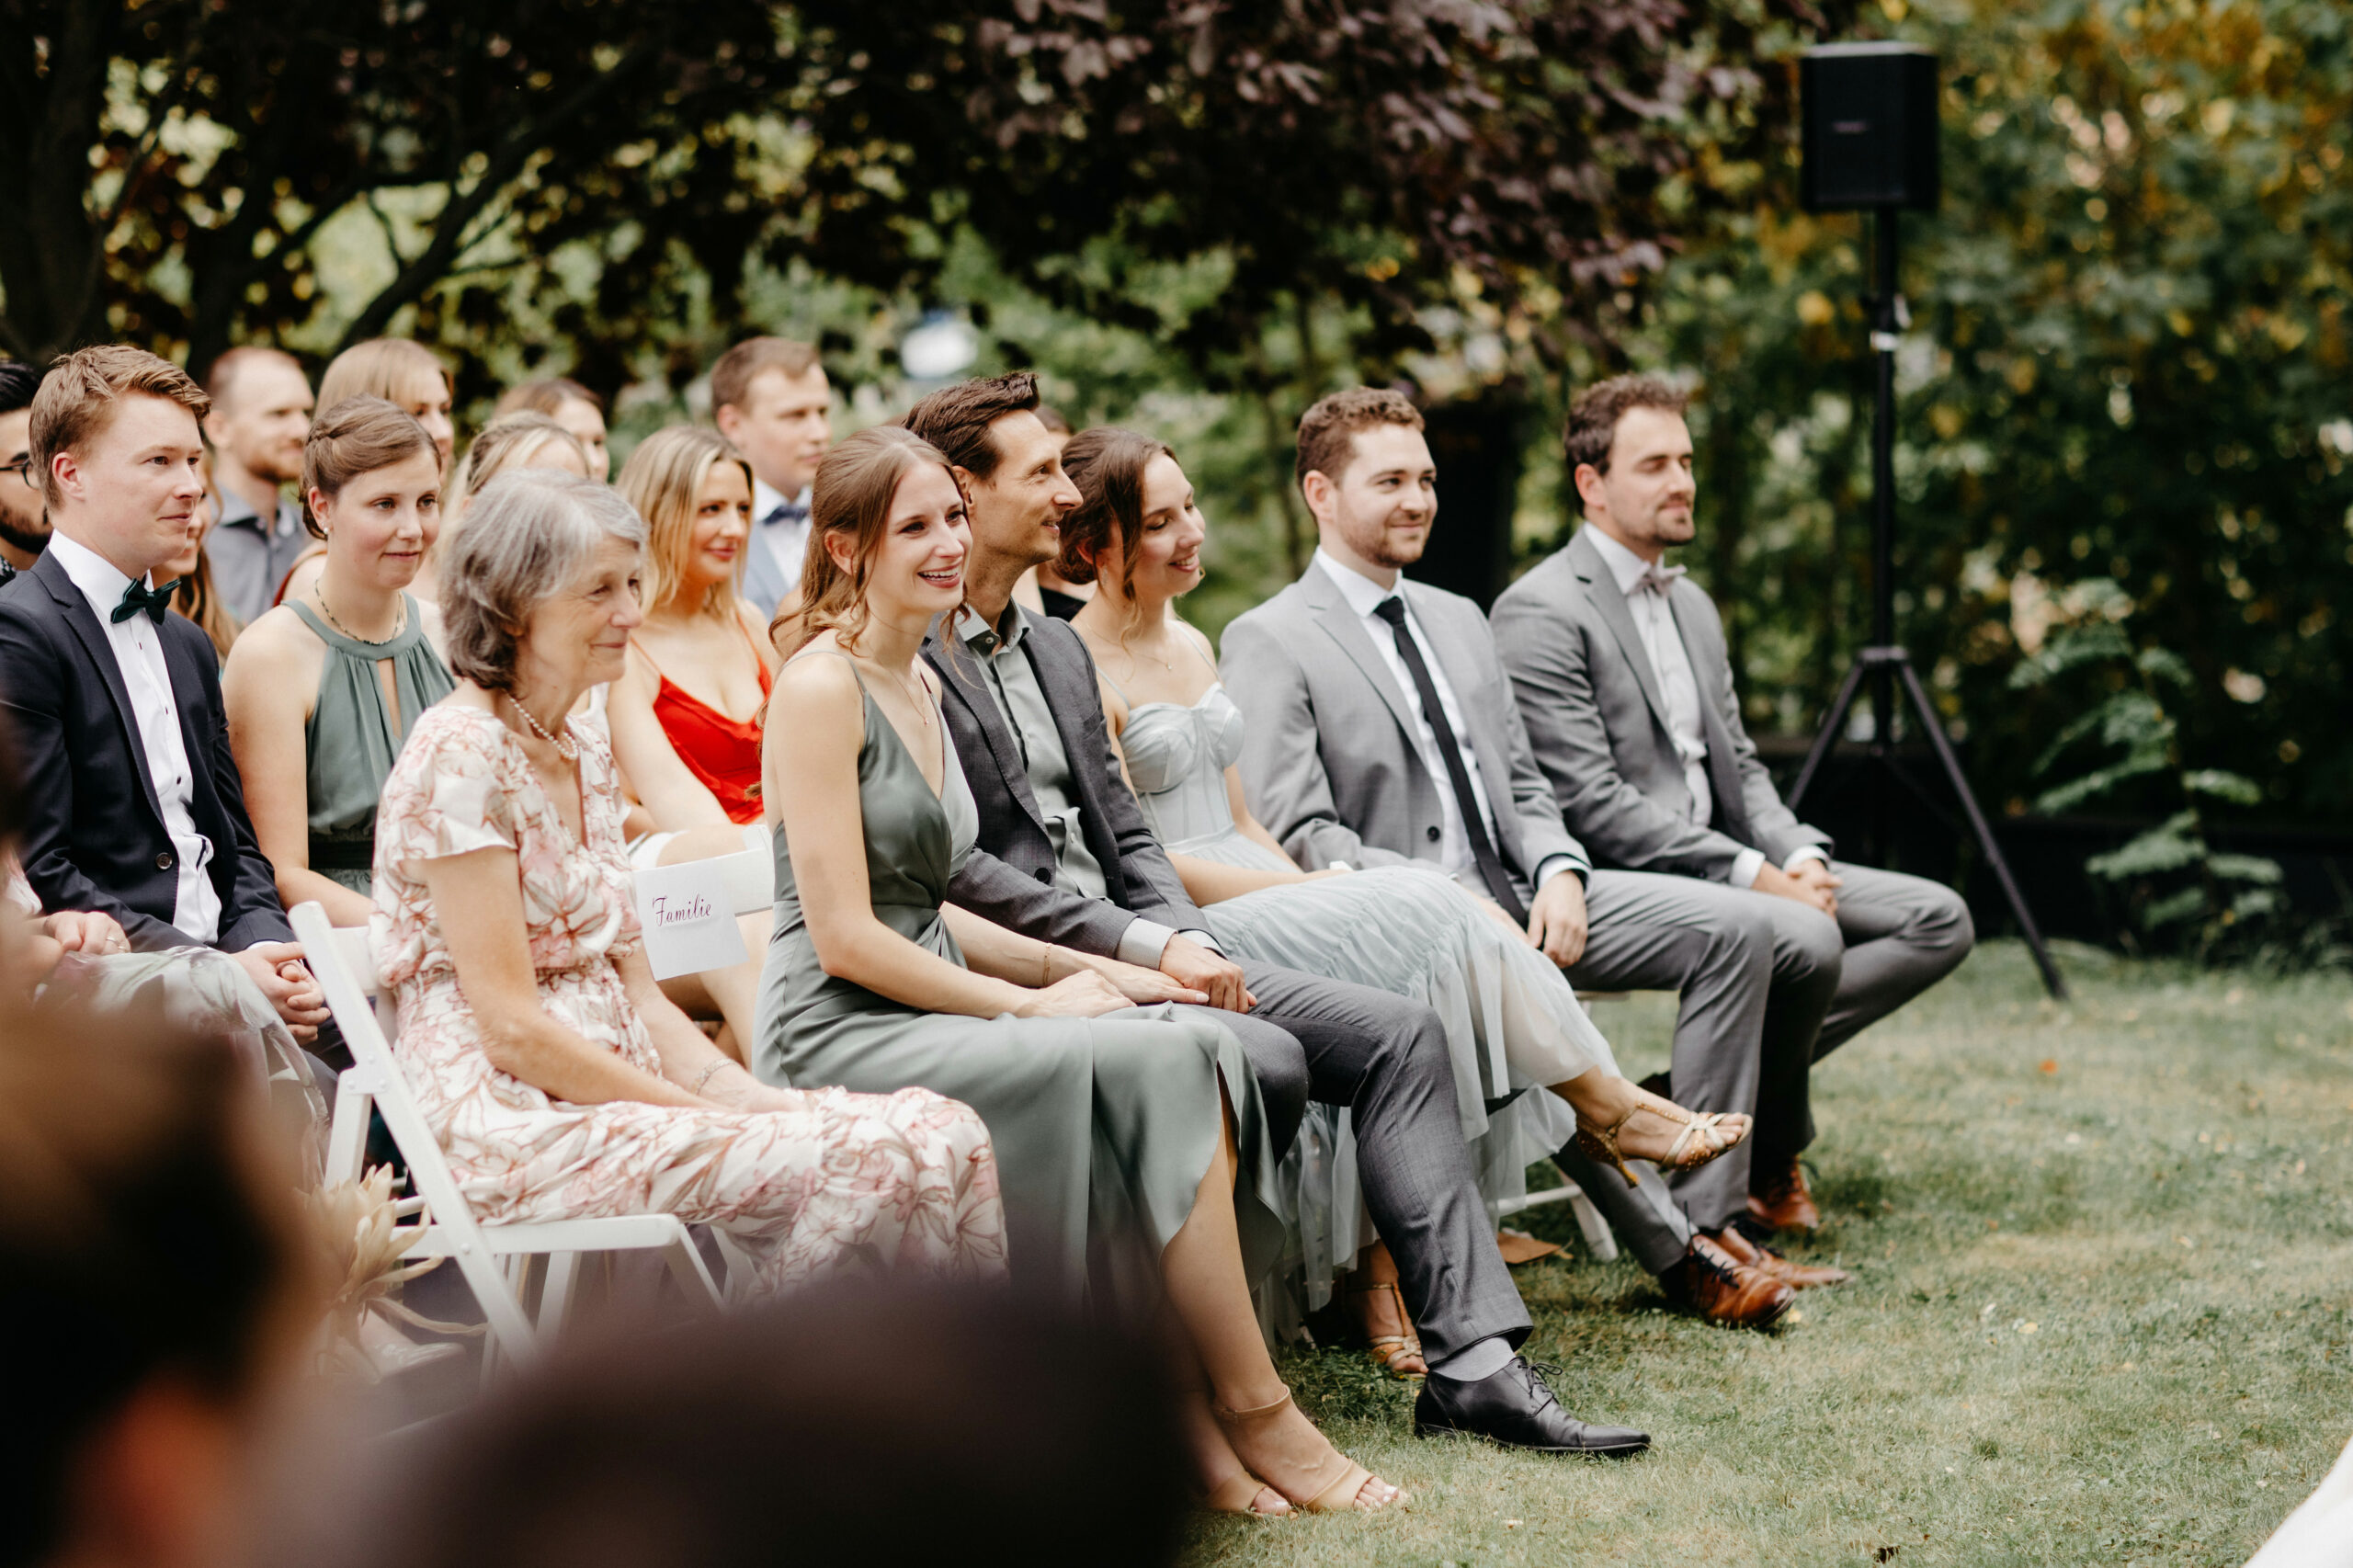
[1313,546,1404,619]
[1580,524,1658,597]
[47,530,145,606]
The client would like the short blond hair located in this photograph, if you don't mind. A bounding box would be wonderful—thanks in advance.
[614,426,754,621]
[28,346,210,509]
[316,338,449,417]
[709,337,820,416]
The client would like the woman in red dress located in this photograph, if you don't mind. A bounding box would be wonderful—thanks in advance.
[608,426,780,1057]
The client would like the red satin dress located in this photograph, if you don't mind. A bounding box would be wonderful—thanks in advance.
[638,621,775,824]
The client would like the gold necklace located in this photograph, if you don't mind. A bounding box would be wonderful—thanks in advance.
[888,662,934,726]
[315,584,405,644]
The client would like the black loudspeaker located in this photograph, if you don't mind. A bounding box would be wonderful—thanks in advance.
[1801,42,1939,212]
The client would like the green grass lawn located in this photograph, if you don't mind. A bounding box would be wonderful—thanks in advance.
[1183,940,2353,1568]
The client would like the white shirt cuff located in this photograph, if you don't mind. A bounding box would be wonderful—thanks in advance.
[1117,917,1179,968]
[1783,845,1829,872]
[1732,847,1768,888]
[1531,854,1586,892]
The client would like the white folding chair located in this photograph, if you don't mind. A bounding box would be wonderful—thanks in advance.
[295,902,724,1374]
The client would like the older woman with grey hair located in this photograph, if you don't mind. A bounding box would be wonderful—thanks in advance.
[369,470,1008,1291]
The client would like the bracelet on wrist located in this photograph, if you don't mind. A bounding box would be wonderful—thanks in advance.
[690,1060,727,1097]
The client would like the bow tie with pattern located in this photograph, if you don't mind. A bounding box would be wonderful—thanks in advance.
[1634,561,1688,597]
[763,499,809,529]
[112,577,182,625]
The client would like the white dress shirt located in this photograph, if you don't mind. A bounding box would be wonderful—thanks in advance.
[1313,550,1579,896]
[48,532,222,942]
[751,476,813,596]
[1584,527,1822,887]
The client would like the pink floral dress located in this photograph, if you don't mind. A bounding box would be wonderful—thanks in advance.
[371,703,1006,1290]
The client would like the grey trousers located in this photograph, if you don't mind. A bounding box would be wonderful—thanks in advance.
[1218,959,1532,1364]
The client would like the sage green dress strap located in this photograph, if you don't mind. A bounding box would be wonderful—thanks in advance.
[288,595,455,894]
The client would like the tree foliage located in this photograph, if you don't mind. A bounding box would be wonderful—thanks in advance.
[1635,0,2353,834]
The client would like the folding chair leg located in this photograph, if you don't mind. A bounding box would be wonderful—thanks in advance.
[540,1251,581,1336]
[1567,1186,1619,1262]
[660,1231,726,1309]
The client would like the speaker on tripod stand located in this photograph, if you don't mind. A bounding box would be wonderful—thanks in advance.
[1788,41,2068,999]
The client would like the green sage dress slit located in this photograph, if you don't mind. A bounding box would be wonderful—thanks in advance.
[288,595,454,895]
[753,658,1282,1316]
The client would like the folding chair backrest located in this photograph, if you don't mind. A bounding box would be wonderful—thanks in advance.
[710,846,772,918]
[291,901,540,1360]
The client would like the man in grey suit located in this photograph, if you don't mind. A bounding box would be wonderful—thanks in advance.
[1222,388,1819,1333]
[1490,375,1972,1234]
[904,373,1649,1458]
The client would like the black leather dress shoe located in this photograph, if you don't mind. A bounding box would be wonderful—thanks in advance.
[1413,1356,1650,1457]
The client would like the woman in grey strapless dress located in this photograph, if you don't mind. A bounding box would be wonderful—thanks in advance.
[1056,426,1752,1364]
[753,426,1401,1517]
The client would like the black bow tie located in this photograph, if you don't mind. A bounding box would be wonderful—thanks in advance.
[111,577,181,625]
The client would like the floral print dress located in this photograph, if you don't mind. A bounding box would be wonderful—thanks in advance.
[372,703,1006,1290]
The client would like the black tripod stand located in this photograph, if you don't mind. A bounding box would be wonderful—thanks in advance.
[1784,209,2068,1000]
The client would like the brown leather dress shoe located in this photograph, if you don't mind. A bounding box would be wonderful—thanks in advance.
[1707,1224,1851,1289]
[1747,1156,1822,1233]
[1662,1235,1794,1329]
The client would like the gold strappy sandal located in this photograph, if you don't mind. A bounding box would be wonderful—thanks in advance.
[1347,1278,1427,1379]
[1574,1098,1749,1186]
[1213,1392,1404,1514]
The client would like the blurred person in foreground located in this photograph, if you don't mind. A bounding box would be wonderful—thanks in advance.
[199,347,314,624]
[0,347,326,1044]
[1490,376,1972,1236]
[0,992,314,1568]
[494,376,610,483]
[373,467,1005,1290]
[0,358,49,577]
[263,1286,1189,1568]
[710,336,830,616]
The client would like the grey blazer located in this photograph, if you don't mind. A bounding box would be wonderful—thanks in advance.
[1488,527,1830,881]
[922,609,1213,958]
[1220,559,1588,902]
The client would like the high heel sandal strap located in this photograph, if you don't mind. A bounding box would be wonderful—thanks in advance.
[1212,1390,1296,1426]
[1305,1459,1381,1514]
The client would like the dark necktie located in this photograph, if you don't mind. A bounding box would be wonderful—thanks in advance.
[112,577,181,625]
[1371,595,1528,926]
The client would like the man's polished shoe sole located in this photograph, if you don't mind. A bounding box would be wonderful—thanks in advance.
[1412,1419,1650,1458]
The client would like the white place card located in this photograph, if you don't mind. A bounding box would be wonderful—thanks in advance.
[634,858,748,981]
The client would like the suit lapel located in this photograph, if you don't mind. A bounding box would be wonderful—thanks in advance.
[35,552,166,826]
[1301,562,1421,744]
[925,627,1048,835]
[1567,528,1675,738]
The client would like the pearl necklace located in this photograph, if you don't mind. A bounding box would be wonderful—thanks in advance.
[506,691,579,761]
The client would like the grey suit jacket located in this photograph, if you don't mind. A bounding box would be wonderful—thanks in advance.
[922,609,1213,959]
[1220,559,1588,902]
[1489,526,1830,881]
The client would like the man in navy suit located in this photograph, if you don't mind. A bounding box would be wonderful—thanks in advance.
[0,346,326,1038]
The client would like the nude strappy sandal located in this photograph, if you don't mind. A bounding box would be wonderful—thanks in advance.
[1575,1097,1750,1186]
[1213,1391,1404,1513]
[1202,1472,1291,1517]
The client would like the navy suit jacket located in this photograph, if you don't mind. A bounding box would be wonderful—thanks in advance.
[0,549,290,953]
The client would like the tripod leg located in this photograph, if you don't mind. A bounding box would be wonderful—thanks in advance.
[1894,659,2068,1001]
[1789,658,1870,813]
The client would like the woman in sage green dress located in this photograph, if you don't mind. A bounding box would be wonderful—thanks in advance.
[224,398,454,927]
[753,425,1401,1517]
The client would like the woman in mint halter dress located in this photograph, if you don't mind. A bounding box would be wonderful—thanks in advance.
[751,425,1402,1517]
[224,398,456,929]
[1055,426,1750,1369]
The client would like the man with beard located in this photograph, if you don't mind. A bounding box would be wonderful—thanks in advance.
[0,360,47,577]
[1221,386,1834,1328]
[200,347,314,623]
